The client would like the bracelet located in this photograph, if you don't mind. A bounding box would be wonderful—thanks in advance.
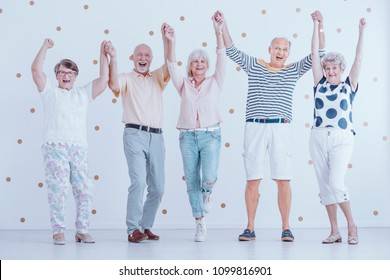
[216,32,223,35]
[319,28,324,33]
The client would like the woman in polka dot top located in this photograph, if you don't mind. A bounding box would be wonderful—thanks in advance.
[310,13,367,245]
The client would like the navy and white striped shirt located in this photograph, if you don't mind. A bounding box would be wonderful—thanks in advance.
[226,44,322,122]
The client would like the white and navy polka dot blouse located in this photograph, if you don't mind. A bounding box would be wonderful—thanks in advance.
[313,76,357,131]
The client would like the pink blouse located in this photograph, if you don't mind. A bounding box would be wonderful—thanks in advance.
[167,48,226,129]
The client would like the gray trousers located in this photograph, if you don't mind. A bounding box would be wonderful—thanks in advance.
[123,127,165,235]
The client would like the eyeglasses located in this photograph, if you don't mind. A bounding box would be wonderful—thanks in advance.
[57,70,77,77]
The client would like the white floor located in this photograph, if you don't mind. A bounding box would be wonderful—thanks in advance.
[0,227,389,260]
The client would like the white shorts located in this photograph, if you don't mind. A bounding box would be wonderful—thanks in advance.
[309,128,354,205]
[243,122,292,180]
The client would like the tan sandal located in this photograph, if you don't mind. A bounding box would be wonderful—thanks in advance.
[322,232,342,244]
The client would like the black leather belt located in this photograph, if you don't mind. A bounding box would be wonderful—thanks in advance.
[125,123,163,134]
[246,118,290,124]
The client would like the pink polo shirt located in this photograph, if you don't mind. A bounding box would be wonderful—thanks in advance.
[116,66,169,128]
[167,48,226,129]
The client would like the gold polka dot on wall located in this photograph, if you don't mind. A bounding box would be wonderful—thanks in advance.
[229,109,234,114]
[180,16,185,21]
[177,61,182,66]
[363,121,368,127]
[236,66,241,71]
[225,143,230,148]
[261,9,267,15]
[38,182,43,188]
[94,175,99,180]
[104,29,109,35]
[367,8,372,13]
[383,136,388,141]
[93,60,98,65]
[17,139,23,144]
[95,125,100,131]
[348,163,353,169]
[30,108,36,113]
[373,210,379,216]
[298,216,303,222]
[373,77,378,82]
[149,31,154,36]
[336,28,342,33]
[16,73,21,78]
[84,4,89,10]
[20,217,26,223]
[292,33,298,39]
[6,177,11,182]
[112,98,117,104]
[221,203,226,209]
[29,1,35,5]
[0,8,3,13]
[305,123,310,128]
[182,175,186,181]
[296,8,301,13]
[308,160,313,165]
[91,209,97,215]
[304,94,310,99]
[162,209,167,214]
[129,56,133,61]
[241,32,247,38]
[202,42,207,47]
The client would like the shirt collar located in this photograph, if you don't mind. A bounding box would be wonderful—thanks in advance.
[132,69,152,77]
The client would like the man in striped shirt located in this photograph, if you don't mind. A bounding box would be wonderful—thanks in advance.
[216,10,325,242]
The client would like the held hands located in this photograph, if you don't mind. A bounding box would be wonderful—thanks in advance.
[43,38,54,49]
[162,22,175,42]
[311,10,323,24]
[102,40,116,58]
[212,10,224,32]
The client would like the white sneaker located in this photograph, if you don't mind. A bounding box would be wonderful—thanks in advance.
[194,218,207,242]
[203,191,212,213]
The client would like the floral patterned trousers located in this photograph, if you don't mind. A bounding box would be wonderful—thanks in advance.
[42,143,93,235]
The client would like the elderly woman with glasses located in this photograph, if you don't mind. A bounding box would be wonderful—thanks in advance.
[163,11,226,242]
[310,13,367,245]
[31,38,110,245]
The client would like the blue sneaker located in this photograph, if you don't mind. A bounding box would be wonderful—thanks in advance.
[238,229,256,241]
[281,229,294,242]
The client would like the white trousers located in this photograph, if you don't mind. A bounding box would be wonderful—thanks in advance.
[309,128,354,205]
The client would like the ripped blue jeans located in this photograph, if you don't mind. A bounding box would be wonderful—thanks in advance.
[179,128,221,218]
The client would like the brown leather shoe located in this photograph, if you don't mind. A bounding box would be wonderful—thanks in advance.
[144,229,160,240]
[128,229,148,243]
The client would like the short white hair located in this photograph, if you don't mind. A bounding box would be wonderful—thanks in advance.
[186,49,210,78]
[322,52,346,71]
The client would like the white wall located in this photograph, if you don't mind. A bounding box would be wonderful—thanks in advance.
[0,0,389,231]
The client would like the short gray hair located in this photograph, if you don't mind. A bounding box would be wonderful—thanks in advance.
[269,37,291,49]
[322,52,346,71]
[186,49,210,78]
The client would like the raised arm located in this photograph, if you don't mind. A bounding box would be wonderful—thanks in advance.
[215,10,233,48]
[349,18,367,91]
[31,38,53,92]
[107,41,120,97]
[91,41,109,99]
[212,11,224,50]
[316,11,326,50]
[163,23,176,63]
[161,23,171,80]
[311,11,323,86]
